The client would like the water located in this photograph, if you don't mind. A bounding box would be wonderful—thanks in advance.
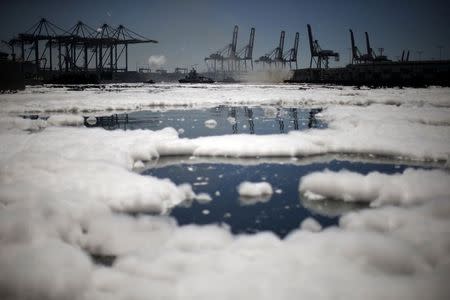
[143,157,429,238]
[88,105,435,237]
[91,106,326,137]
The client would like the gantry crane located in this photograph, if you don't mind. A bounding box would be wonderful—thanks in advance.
[282,32,299,69]
[7,18,157,75]
[349,29,390,64]
[236,27,255,71]
[255,31,285,68]
[350,29,375,63]
[205,25,240,72]
[307,24,339,69]
[364,32,390,62]
[400,50,410,62]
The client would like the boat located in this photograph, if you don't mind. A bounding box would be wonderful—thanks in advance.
[178,69,214,83]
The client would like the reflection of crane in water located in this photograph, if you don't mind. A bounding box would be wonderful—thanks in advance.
[227,107,323,134]
[290,108,299,130]
[276,108,285,133]
[244,107,255,134]
[228,107,238,133]
[82,113,129,130]
[308,108,323,128]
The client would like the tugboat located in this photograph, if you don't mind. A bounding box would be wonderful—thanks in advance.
[179,68,214,83]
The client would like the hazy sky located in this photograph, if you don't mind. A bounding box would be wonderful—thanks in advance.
[1,0,449,71]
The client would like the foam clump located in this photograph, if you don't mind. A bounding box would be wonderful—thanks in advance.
[204,119,217,128]
[0,115,84,133]
[94,201,449,300]
[0,116,47,132]
[238,181,273,197]
[0,126,195,214]
[195,192,213,204]
[0,240,92,300]
[299,168,450,207]
[237,181,273,205]
[47,114,84,127]
[227,116,236,124]
[300,217,322,232]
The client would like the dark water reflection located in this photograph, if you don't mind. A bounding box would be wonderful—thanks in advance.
[143,157,428,238]
[88,106,326,137]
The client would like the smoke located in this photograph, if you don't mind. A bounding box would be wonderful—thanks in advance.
[242,69,293,83]
[148,55,167,68]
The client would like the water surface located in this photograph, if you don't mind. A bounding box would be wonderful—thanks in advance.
[144,157,429,237]
[92,106,326,137]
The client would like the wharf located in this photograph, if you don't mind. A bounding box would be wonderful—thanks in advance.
[287,60,450,87]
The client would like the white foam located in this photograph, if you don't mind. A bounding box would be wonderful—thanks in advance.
[95,206,449,300]
[237,181,273,206]
[300,217,322,232]
[204,119,217,128]
[195,193,213,204]
[227,116,236,125]
[0,85,449,299]
[1,84,449,115]
[0,127,196,214]
[0,116,47,132]
[47,114,84,127]
[299,168,450,207]
[0,240,92,300]
[139,101,449,163]
[303,190,326,201]
[2,87,450,163]
[237,181,273,197]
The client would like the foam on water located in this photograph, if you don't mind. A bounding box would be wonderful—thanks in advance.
[0,84,449,299]
[143,158,443,237]
[1,83,450,114]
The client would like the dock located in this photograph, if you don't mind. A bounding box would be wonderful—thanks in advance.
[287,60,450,87]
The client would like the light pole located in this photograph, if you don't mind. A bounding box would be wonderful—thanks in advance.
[437,46,443,60]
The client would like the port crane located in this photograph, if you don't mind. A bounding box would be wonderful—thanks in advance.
[350,29,390,64]
[400,50,410,62]
[282,32,299,69]
[205,25,240,72]
[350,29,376,63]
[307,24,339,69]
[255,31,286,68]
[236,27,255,71]
[364,32,390,62]
[7,18,157,75]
